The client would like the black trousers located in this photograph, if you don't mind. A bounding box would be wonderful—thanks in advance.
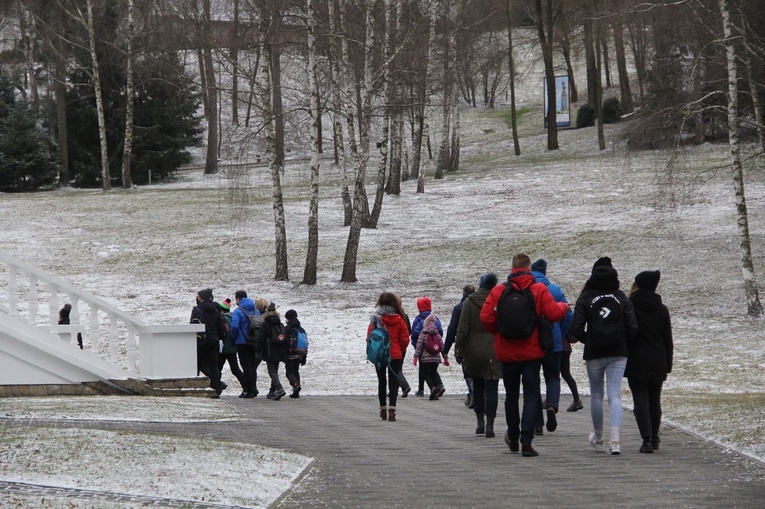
[421,362,442,391]
[376,358,403,407]
[472,377,499,418]
[560,351,580,401]
[285,359,302,388]
[628,378,664,438]
[218,352,245,387]
[197,342,221,390]
[237,344,262,394]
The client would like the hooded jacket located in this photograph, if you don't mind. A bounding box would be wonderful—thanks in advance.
[190,300,227,347]
[455,287,502,380]
[569,265,639,360]
[231,297,257,346]
[480,269,569,363]
[258,311,287,362]
[367,306,410,361]
[624,289,673,382]
[532,270,573,353]
[414,315,446,364]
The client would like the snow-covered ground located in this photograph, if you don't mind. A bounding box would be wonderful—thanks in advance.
[1,104,764,506]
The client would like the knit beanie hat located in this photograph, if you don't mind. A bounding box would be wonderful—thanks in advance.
[586,265,620,291]
[479,272,498,290]
[635,270,661,292]
[218,298,232,311]
[531,259,548,275]
[285,309,298,320]
[197,288,213,301]
[417,297,432,313]
[592,257,613,270]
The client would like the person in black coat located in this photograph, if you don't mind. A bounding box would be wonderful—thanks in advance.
[258,302,288,400]
[444,284,476,408]
[625,271,673,453]
[190,288,227,397]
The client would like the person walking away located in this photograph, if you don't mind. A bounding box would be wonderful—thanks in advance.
[259,302,288,400]
[414,314,450,400]
[411,297,443,396]
[284,309,309,398]
[217,299,246,393]
[445,284,476,408]
[625,270,673,453]
[561,334,583,412]
[531,259,573,434]
[480,254,569,457]
[456,273,502,438]
[190,289,227,397]
[367,292,410,421]
[231,291,262,398]
[568,257,638,455]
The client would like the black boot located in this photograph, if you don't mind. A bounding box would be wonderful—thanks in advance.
[476,412,485,435]
[640,437,654,453]
[485,416,495,438]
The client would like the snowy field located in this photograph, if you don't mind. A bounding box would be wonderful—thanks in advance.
[1,105,764,506]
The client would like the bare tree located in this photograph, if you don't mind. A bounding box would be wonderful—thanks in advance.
[83,0,110,189]
[302,0,320,285]
[416,0,437,193]
[436,0,457,178]
[506,0,521,155]
[536,0,559,150]
[120,0,135,188]
[719,0,762,316]
[611,0,633,112]
[200,0,218,175]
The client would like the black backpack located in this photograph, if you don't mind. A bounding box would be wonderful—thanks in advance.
[586,293,625,349]
[268,321,287,347]
[496,283,537,340]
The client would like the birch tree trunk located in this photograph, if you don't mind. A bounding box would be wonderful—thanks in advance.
[54,6,69,185]
[84,0,110,190]
[327,0,352,225]
[231,0,239,125]
[506,1,521,155]
[257,1,289,281]
[436,0,454,179]
[719,0,762,317]
[20,8,39,113]
[302,0,320,285]
[121,0,135,188]
[417,1,437,193]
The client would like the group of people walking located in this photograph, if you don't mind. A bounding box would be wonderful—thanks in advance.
[191,289,309,401]
[366,253,673,457]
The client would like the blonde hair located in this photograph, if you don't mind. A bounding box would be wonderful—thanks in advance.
[255,298,269,313]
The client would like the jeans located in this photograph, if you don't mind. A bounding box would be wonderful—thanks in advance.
[536,351,561,427]
[376,358,404,407]
[502,359,542,446]
[628,378,664,439]
[586,356,627,435]
[472,377,499,418]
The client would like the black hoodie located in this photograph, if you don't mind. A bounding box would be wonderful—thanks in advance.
[624,289,673,382]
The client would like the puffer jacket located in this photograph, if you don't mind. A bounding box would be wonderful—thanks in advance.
[190,300,227,346]
[455,287,502,380]
[367,307,410,360]
[532,270,573,353]
[259,311,287,362]
[480,269,569,363]
[231,297,257,345]
[415,317,446,364]
[624,289,673,382]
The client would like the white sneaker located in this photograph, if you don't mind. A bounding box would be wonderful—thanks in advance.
[610,441,621,455]
[589,432,605,452]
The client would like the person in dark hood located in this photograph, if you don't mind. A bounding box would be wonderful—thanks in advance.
[445,284,476,408]
[284,309,308,398]
[410,297,443,397]
[190,288,227,397]
[625,270,673,453]
[258,302,288,400]
[569,257,638,455]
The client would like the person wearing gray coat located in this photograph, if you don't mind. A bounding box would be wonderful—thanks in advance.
[455,273,503,438]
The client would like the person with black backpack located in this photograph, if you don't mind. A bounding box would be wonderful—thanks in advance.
[284,309,308,399]
[231,290,261,398]
[480,254,569,457]
[568,257,639,456]
[190,288,227,398]
[258,302,288,400]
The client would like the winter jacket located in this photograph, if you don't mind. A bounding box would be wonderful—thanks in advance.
[285,317,308,362]
[568,266,639,360]
[444,295,469,355]
[411,311,443,348]
[624,289,673,383]
[190,300,227,347]
[480,269,569,363]
[258,312,288,362]
[231,297,257,346]
[367,307,410,361]
[455,287,502,380]
[415,319,446,364]
[532,270,573,353]
[220,311,237,354]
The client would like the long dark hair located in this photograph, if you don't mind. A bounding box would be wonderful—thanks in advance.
[376,292,406,317]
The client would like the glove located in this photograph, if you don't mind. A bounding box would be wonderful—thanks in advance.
[455,355,463,365]
[443,357,451,367]
[413,357,418,366]
[301,358,306,366]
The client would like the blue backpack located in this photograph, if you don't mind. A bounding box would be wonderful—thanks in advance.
[366,326,391,370]
[290,327,309,356]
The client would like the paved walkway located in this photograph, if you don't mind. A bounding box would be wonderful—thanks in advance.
[3,394,765,508]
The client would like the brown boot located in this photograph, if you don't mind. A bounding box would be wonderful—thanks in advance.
[379,406,388,421]
[388,407,397,422]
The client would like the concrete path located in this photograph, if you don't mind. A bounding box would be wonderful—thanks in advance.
[4,394,765,508]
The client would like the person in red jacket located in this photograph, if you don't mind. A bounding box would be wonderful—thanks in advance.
[480,254,569,457]
[367,292,411,422]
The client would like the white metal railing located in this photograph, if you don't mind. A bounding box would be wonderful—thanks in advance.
[0,251,200,379]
